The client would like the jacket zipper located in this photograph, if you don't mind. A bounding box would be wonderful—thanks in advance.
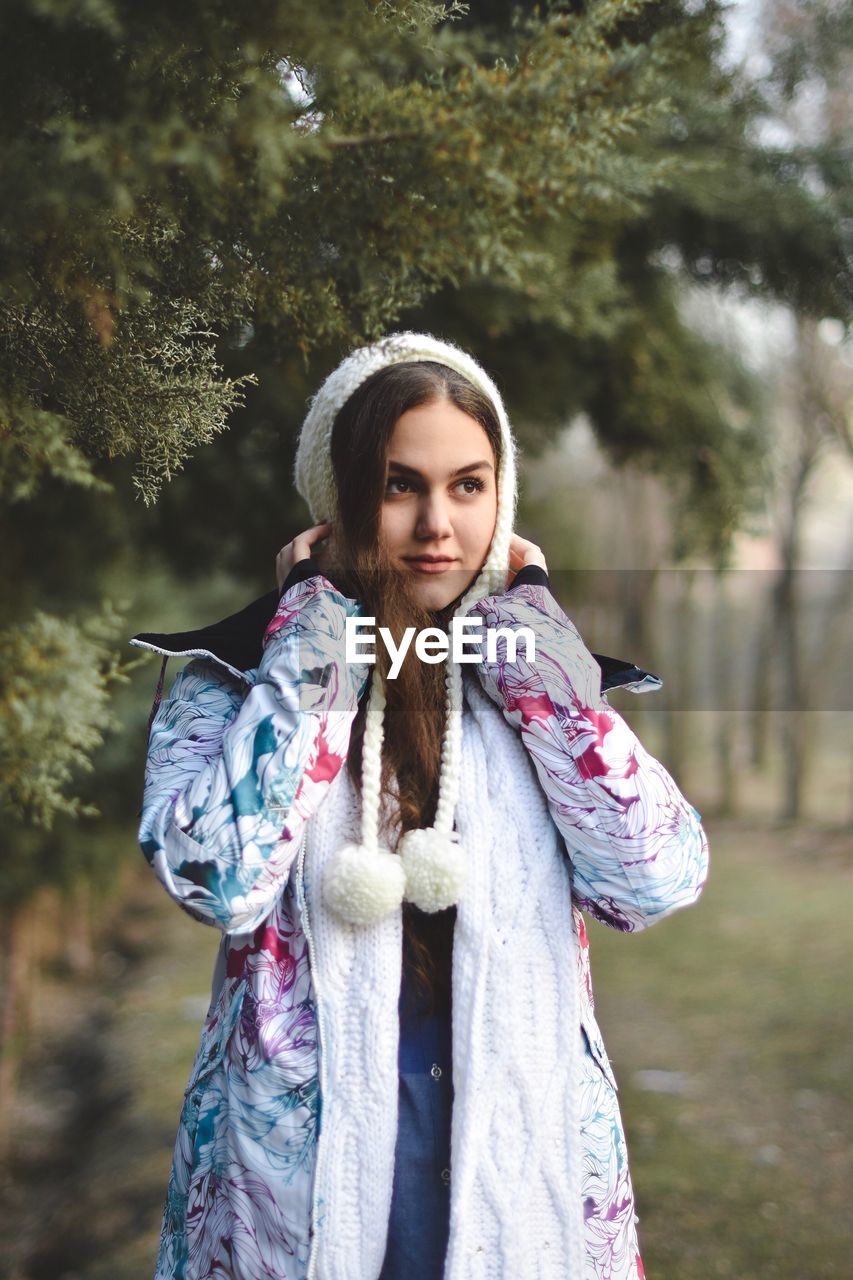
[294,825,326,1280]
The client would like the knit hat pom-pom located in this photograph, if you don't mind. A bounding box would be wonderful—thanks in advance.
[323,844,406,926]
[400,828,467,913]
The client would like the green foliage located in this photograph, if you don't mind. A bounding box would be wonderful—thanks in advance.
[2,0,848,521]
[0,601,140,828]
[0,0,681,500]
[0,0,851,893]
[0,283,256,505]
[580,278,769,561]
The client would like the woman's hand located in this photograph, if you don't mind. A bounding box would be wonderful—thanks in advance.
[275,522,333,593]
[507,532,547,587]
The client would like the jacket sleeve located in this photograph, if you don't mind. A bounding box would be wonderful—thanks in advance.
[137,574,369,936]
[467,581,709,932]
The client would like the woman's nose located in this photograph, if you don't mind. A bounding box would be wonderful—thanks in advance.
[415,492,453,540]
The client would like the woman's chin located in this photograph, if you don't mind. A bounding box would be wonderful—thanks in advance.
[408,574,478,614]
[408,582,455,612]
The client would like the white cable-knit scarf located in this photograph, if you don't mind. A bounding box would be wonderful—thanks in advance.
[298,674,585,1280]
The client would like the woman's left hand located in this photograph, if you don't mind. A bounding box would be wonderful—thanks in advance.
[507,532,548,587]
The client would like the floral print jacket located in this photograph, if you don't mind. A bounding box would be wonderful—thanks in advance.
[132,567,709,1280]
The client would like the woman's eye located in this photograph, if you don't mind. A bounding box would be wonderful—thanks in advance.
[385,477,485,496]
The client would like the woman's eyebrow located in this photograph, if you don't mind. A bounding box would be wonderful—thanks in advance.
[387,459,494,478]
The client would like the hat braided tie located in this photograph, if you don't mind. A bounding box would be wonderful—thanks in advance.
[301,332,517,925]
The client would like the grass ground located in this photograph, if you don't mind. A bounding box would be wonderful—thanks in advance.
[591,820,852,1279]
[1,816,850,1279]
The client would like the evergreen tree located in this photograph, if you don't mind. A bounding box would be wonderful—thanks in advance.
[0,0,849,836]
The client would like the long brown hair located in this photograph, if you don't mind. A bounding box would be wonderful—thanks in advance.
[322,359,502,1012]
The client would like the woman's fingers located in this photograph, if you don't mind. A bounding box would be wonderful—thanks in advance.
[275,522,334,591]
[292,521,333,563]
[508,532,547,572]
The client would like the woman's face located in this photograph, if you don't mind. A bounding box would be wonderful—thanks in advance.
[380,399,499,611]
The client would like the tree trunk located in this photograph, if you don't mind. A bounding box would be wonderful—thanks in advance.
[664,567,696,793]
[64,877,95,976]
[712,570,740,816]
[775,557,806,821]
[0,902,30,1158]
[747,580,777,771]
[619,566,660,744]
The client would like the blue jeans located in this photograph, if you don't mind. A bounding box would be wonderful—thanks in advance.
[378,988,454,1278]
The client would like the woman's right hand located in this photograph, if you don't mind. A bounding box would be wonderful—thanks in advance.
[275,522,333,593]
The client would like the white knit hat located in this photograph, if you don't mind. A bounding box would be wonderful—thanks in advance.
[294,331,518,926]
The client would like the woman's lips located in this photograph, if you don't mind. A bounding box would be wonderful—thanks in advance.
[403,557,458,574]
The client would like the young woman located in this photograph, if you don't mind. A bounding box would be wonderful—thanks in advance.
[131,331,709,1280]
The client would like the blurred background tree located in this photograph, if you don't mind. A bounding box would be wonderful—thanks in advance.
[0,0,850,1235]
[739,0,853,817]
